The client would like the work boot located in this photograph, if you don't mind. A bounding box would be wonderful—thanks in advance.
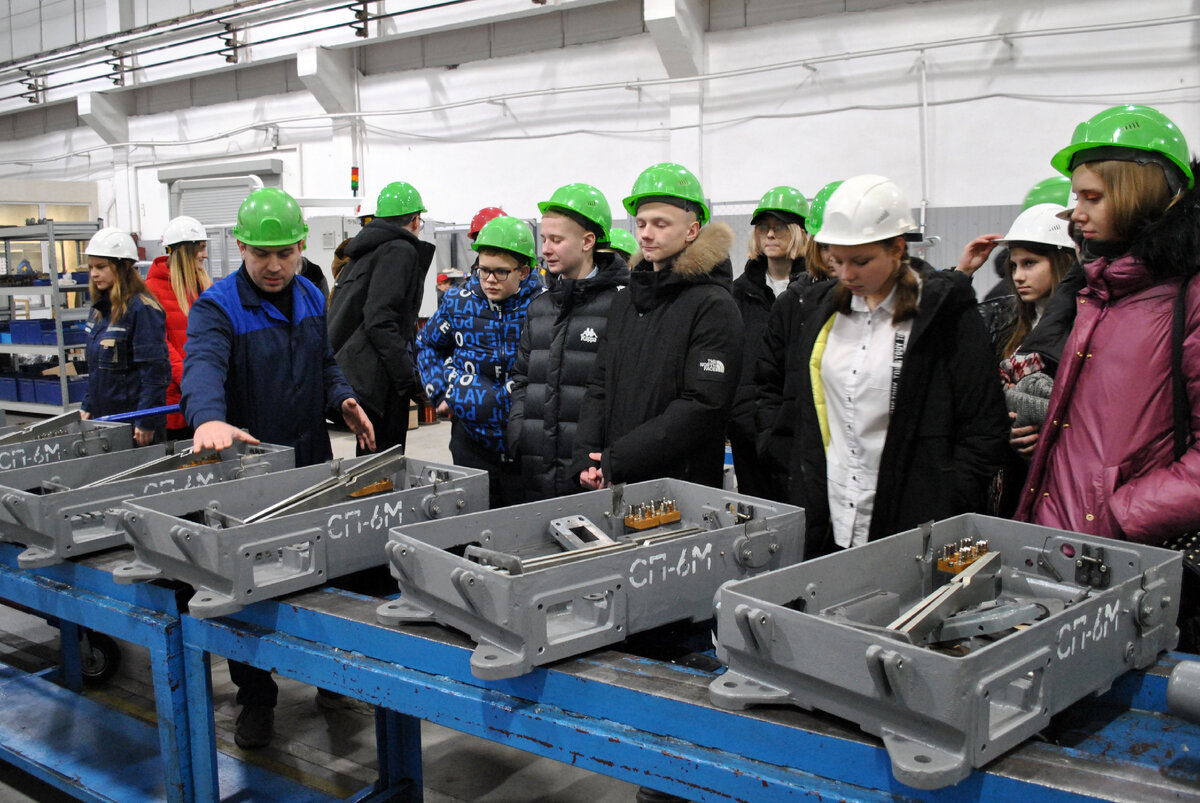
[315,687,375,715]
[635,787,690,802]
[234,704,274,749]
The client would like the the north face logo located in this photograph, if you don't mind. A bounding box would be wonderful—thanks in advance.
[699,358,725,374]
[580,327,598,343]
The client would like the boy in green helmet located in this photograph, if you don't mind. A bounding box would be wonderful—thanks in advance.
[508,182,629,500]
[416,215,544,507]
[572,163,743,491]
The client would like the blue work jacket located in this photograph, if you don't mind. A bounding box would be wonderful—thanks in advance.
[82,293,169,430]
[181,266,355,467]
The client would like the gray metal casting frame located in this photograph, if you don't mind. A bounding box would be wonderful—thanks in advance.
[0,418,131,472]
[709,514,1181,791]
[112,454,488,617]
[376,479,804,680]
[0,441,294,568]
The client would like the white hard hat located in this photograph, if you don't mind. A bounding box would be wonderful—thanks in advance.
[998,203,1074,250]
[85,227,139,261]
[161,215,207,248]
[815,174,917,246]
[355,197,376,219]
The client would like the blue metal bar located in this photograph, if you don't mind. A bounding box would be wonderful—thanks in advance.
[182,614,900,802]
[186,595,1197,803]
[96,404,179,422]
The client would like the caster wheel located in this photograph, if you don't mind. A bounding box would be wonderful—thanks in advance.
[79,630,121,685]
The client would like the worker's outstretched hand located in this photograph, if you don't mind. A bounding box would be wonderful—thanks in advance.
[193,420,261,452]
[342,398,376,452]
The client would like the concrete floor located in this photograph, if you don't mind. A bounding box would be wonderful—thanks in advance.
[0,418,646,802]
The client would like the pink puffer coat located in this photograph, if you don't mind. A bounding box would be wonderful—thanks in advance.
[1016,231,1200,544]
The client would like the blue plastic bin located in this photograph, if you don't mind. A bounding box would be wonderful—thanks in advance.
[33,376,87,405]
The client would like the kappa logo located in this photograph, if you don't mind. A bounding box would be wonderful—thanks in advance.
[699,358,725,374]
[580,327,598,344]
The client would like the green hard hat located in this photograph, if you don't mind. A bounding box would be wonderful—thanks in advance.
[752,186,809,226]
[538,183,612,241]
[607,227,637,257]
[623,163,709,224]
[805,180,844,237]
[232,187,308,247]
[1051,104,1194,189]
[376,181,426,218]
[1022,177,1073,210]
[471,216,537,266]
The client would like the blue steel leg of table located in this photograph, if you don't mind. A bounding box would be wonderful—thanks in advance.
[56,620,83,692]
[370,708,422,803]
[150,617,192,802]
[182,624,219,803]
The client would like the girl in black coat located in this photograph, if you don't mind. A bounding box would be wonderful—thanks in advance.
[730,186,814,498]
[785,175,1008,557]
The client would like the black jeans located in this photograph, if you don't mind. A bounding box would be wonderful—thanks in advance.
[449,420,523,508]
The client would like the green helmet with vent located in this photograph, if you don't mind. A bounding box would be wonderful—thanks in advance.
[538,183,612,241]
[752,186,809,227]
[623,163,709,224]
[1051,104,1193,190]
[471,216,537,266]
[232,188,308,247]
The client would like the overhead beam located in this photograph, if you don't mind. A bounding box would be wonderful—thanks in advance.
[77,92,129,145]
[297,46,359,116]
[644,0,706,79]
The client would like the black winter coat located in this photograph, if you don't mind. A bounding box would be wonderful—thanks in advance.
[509,252,630,500]
[754,256,937,489]
[572,223,744,488]
[785,269,1008,556]
[730,256,812,437]
[326,219,436,418]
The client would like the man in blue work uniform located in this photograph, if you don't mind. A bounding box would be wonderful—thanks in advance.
[181,186,375,749]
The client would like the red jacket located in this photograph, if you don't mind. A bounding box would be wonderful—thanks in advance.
[145,256,191,430]
[1017,253,1200,543]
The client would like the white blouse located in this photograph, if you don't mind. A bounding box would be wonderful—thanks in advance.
[820,280,915,548]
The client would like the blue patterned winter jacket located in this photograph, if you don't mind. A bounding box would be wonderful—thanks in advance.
[416,274,542,455]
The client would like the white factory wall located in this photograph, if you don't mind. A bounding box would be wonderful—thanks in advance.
[0,0,1195,243]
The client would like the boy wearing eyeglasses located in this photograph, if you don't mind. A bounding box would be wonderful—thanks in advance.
[416,216,543,507]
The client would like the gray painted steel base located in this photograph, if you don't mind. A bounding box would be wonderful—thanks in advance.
[376,479,804,679]
[0,415,131,472]
[112,450,488,617]
[709,514,1181,790]
[0,441,294,568]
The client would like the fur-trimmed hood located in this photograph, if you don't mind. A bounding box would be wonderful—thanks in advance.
[1127,157,1200,281]
[629,221,735,282]
[627,222,735,312]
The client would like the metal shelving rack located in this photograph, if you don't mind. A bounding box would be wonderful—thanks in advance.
[0,220,99,415]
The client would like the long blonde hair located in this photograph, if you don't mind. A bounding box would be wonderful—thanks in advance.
[167,242,212,314]
[91,259,162,323]
[747,219,807,261]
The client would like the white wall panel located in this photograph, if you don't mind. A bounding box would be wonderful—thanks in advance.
[41,0,78,51]
[7,1,41,60]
